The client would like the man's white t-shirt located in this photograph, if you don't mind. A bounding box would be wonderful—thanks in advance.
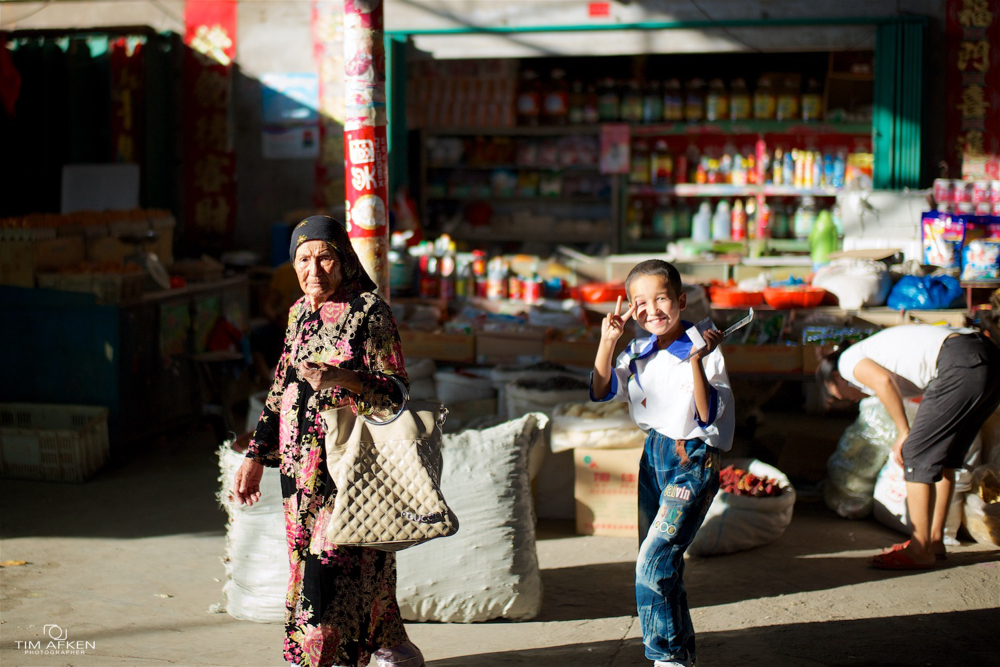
[591,323,735,452]
[837,325,970,397]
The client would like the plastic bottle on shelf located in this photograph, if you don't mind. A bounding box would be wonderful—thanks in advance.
[811,151,823,188]
[809,209,839,267]
[567,80,586,125]
[438,239,457,300]
[516,70,541,126]
[730,152,747,186]
[663,78,685,121]
[621,80,644,123]
[542,69,569,126]
[793,195,818,240]
[832,151,846,188]
[756,199,772,240]
[753,75,776,120]
[630,140,652,184]
[729,77,752,120]
[776,75,800,122]
[771,200,791,239]
[684,78,706,121]
[650,139,673,185]
[486,256,509,300]
[598,78,620,122]
[772,148,784,185]
[782,149,795,187]
[642,81,663,124]
[692,201,712,242]
[713,199,732,241]
[731,198,747,241]
[676,201,693,238]
[652,197,678,239]
[583,83,600,124]
[802,78,823,122]
[626,199,646,241]
[705,78,729,121]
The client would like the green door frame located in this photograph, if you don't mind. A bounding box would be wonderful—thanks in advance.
[385,14,928,195]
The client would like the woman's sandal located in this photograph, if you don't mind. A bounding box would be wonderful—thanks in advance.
[884,540,947,561]
[870,549,936,570]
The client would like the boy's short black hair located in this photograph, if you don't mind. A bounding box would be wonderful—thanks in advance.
[624,259,683,301]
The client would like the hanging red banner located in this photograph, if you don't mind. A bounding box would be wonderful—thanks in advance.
[946,0,1000,179]
[182,0,238,248]
[110,38,144,165]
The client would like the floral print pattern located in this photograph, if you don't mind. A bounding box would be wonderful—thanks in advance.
[247,290,409,667]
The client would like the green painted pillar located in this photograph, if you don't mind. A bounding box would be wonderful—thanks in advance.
[873,18,926,189]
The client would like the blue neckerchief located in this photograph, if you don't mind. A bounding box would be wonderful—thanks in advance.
[627,321,694,389]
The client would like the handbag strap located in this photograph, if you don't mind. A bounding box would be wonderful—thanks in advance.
[360,375,410,426]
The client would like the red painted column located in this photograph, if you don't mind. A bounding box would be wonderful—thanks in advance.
[343,0,390,299]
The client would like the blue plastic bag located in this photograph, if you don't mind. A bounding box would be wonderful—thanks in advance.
[886,275,964,310]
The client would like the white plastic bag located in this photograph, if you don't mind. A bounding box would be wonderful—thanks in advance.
[812,258,893,310]
[217,444,286,623]
[689,459,796,557]
[824,397,919,519]
[550,400,645,452]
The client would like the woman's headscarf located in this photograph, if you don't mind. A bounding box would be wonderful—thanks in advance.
[289,215,376,295]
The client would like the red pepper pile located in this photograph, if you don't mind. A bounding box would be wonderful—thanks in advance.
[719,465,783,497]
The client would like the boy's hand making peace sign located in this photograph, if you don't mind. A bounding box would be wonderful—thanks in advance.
[601,296,635,346]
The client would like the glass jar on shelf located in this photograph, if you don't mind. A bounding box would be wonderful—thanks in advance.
[663,78,685,121]
[729,77,752,121]
[684,78,706,122]
[753,75,776,120]
[705,78,729,122]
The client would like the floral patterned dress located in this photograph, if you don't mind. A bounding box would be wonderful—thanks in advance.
[247,290,410,667]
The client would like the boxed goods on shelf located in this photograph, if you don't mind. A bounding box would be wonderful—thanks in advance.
[0,403,110,482]
[0,235,86,287]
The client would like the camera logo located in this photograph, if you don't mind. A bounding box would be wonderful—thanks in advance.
[43,625,67,641]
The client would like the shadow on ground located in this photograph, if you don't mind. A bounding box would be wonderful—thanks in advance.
[0,427,228,539]
[428,608,1000,666]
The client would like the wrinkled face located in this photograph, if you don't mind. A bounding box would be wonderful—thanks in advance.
[825,373,866,405]
[294,240,342,306]
[628,274,685,339]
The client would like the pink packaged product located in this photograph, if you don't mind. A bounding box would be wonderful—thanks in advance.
[961,219,1000,281]
[922,210,965,269]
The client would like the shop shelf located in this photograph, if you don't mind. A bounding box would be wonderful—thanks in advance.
[0,403,110,482]
[630,121,871,137]
[427,163,599,172]
[628,184,842,198]
[428,195,610,205]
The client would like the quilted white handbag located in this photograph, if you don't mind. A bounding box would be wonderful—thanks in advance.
[317,397,459,552]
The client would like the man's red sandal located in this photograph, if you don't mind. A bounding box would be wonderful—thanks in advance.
[870,549,936,570]
[884,540,947,561]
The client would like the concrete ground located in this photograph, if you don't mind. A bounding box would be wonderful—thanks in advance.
[2,416,999,667]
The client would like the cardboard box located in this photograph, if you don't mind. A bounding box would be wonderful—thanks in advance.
[475,327,553,364]
[0,236,86,287]
[721,343,803,374]
[574,446,642,538]
[399,329,475,363]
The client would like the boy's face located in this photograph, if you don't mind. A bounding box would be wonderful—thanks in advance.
[628,274,685,339]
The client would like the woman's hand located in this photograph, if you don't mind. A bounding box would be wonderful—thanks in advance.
[693,328,723,361]
[601,296,635,346]
[298,362,360,393]
[233,458,264,506]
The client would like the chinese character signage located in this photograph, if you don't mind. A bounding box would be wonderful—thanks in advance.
[947,0,1000,179]
[183,0,238,248]
[110,38,144,165]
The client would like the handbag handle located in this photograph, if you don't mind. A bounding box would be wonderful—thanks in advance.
[359,375,449,429]
[360,375,410,426]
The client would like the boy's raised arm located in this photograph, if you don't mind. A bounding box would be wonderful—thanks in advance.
[592,296,634,400]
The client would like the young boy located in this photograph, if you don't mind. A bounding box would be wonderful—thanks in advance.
[591,259,734,667]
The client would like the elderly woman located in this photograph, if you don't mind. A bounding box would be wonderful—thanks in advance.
[234,216,423,667]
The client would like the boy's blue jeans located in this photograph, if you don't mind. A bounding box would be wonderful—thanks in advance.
[636,430,720,665]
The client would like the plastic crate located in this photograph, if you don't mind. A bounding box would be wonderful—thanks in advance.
[0,404,110,482]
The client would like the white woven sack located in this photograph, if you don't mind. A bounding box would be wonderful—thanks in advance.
[812,258,892,310]
[396,413,548,622]
[550,401,645,453]
[216,444,286,623]
[963,464,1000,547]
[689,458,795,557]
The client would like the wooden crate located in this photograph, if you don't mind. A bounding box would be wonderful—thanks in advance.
[399,329,476,363]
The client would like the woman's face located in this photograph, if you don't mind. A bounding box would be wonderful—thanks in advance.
[294,240,342,307]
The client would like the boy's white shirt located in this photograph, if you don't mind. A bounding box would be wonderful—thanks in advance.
[591,321,735,452]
